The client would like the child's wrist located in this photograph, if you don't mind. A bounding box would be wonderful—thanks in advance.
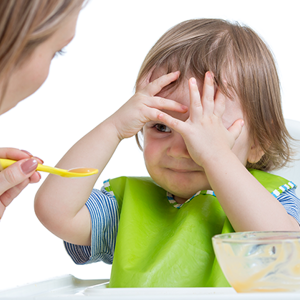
[201,148,235,170]
[101,117,123,143]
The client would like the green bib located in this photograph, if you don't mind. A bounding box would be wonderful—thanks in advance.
[104,169,295,287]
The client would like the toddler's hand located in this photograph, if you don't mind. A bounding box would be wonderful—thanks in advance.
[109,71,188,140]
[157,71,244,168]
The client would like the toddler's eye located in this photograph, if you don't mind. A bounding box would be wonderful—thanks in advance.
[155,124,171,133]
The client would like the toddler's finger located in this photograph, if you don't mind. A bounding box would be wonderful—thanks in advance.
[228,119,244,141]
[152,96,188,113]
[213,89,226,118]
[156,111,185,135]
[136,66,156,91]
[202,71,215,116]
[188,77,202,121]
[144,71,180,96]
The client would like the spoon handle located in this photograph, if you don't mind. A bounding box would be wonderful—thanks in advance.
[36,164,69,176]
[0,158,15,169]
[0,158,67,176]
[0,158,98,178]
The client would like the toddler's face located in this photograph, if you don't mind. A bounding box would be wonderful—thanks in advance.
[142,68,256,203]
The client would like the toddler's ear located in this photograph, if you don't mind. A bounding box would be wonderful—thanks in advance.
[247,140,265,164]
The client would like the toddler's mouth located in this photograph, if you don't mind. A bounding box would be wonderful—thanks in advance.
[168,168,203,173]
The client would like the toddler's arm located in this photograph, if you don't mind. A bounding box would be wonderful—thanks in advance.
[159,72,300,232]
[34,72,188,245]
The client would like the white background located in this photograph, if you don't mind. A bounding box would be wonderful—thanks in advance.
[1,0,300,291]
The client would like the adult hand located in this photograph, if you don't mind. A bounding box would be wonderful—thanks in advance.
[0,148,43,219]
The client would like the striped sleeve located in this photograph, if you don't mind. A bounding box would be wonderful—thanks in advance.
[64,186,119,265]
[277,188,300,225]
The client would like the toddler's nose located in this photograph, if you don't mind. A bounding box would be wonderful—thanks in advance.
[167,133,190,159]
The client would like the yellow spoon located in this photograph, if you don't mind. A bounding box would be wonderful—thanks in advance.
[0,158,98,178]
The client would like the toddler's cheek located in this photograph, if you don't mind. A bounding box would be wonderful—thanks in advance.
[143,146,155,166]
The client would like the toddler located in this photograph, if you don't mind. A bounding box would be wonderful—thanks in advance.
[35,19,300,288]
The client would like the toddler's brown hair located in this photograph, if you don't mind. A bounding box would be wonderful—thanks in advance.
[136,19,293,171]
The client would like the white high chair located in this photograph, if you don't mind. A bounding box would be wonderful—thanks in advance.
[271,119,300,189]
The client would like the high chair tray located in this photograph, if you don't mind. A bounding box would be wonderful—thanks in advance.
[0,274,300,299]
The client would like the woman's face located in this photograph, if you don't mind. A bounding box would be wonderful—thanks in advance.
[0,5,82,115]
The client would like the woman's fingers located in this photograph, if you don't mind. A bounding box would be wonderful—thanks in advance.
[0,148,43,219]
[0,158,40,219]
[0,147,44,165]
[29,171,41,183]
[0,179,30,218]
[0,159,39,219]
[0,148,31,161]
[142,71,180,96]
[0,159,38,196]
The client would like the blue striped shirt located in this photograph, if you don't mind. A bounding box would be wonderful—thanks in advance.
[64,185,300,265]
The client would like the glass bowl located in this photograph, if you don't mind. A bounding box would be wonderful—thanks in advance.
[212,231,300,293]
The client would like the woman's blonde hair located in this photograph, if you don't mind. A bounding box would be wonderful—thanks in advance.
[0,0,83,98]
[136,19,293,171]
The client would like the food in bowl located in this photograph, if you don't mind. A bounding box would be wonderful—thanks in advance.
[212,231,300,293]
